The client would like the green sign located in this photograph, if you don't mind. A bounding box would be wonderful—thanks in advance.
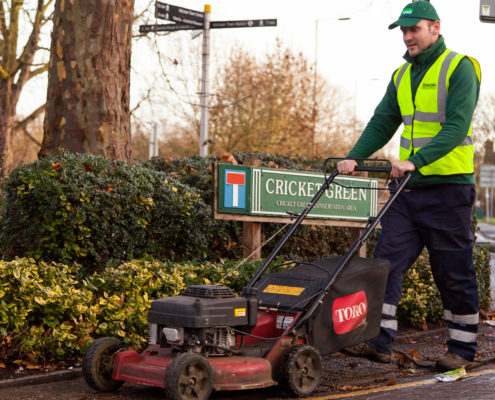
[217,164,379,221]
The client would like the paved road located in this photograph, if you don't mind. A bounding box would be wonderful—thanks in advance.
[3,367,495,400]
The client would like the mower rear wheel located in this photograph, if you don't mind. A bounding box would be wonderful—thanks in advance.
[165,353,213,400]
[281,345,322,397]
[83,337,124,392]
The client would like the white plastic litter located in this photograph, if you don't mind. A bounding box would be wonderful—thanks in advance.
[434,367,467,382]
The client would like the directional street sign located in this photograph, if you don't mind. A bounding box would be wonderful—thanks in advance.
[211,19,277,29]
[140,23,197,33]
[155,2,204,27]
[141,2,278,157]
[140,19,278,33]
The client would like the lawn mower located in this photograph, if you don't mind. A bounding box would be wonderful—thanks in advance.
[82,159,410,400]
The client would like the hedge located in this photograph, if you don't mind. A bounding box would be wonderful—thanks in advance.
[0,153,213,274]
[0,153,354,272]
[0,257,265,362]
[0,249,490,364]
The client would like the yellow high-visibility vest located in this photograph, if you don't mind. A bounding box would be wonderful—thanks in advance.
[394,49,481,176]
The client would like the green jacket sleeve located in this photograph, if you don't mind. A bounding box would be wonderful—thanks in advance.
[346,74,403,159]
[408,57,480,169]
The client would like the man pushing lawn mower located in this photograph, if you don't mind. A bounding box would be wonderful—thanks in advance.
[81,2,481,399]
[338,1,481,372]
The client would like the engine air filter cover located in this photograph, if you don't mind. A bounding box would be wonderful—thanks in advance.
[182,285,235,299]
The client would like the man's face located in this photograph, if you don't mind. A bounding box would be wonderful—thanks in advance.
[400,19,440,57]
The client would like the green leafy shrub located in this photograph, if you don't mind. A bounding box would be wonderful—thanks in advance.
[0,257,266,361]
[1,153,212,273]
[0,258,96,362]
[0,153,353,272]
[86,259,187,347]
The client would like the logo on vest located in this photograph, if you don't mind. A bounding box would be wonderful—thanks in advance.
[332,290,368,335]
[422,83,437,89]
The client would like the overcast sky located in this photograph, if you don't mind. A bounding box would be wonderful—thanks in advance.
[18,0,495,136]
[131,0,494,122]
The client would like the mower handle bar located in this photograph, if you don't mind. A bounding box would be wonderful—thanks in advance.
[354,165,391,173]
[324,157,393,175]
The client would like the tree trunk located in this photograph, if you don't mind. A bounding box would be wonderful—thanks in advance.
[0,85,15,176]
[40,0,134,160]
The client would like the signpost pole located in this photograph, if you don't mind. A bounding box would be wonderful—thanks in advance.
[149,122,158,159]
[243,158,262,261]
[199,4,211,157]
[491,187,494,223]
[485,188,490,222]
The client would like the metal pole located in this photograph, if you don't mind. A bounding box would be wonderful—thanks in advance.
[485,188,490,222]
[199,4,211,157]
[311,19,318,158]
[491,187,494,223]
[149,122,158,159]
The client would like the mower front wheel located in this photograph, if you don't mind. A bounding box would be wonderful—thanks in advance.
[280,344,322,397]
[83,337,125,392]
[165,353,213,400]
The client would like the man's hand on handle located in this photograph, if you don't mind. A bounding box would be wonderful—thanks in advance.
[337,159,416,178]
[337,159,359,176]
[390,160,415,178]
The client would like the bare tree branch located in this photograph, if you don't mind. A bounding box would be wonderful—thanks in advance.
[0,1,7,40]
[133,0,154,21]
[13,0,52,105]
[5,0,22,74]
[14,102,45,137]
[130,87,152,116]
[28,63,47,79]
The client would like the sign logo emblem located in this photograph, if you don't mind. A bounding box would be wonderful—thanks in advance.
[332,290,368,335]
[224,170,246,208]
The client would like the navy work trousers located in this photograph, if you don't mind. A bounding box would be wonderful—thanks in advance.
[367,183,479,361]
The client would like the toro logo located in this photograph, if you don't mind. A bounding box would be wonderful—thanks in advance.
[332,290,368,335]
[224,170,246,208]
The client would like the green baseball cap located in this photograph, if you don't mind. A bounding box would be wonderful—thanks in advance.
[389,1,440,30]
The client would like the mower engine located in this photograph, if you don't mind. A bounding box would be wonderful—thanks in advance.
[147,285,256,355]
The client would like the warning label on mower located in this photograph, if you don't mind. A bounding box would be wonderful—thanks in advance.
[234,308,246,317]
[263,284,305,296]
[276,315,294,329]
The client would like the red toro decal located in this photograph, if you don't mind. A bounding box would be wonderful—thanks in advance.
[332,290,368,334]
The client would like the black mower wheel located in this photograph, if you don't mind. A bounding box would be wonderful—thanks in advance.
[82,337,125,392]
[280,345,322,397]
[165,353,213,400]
